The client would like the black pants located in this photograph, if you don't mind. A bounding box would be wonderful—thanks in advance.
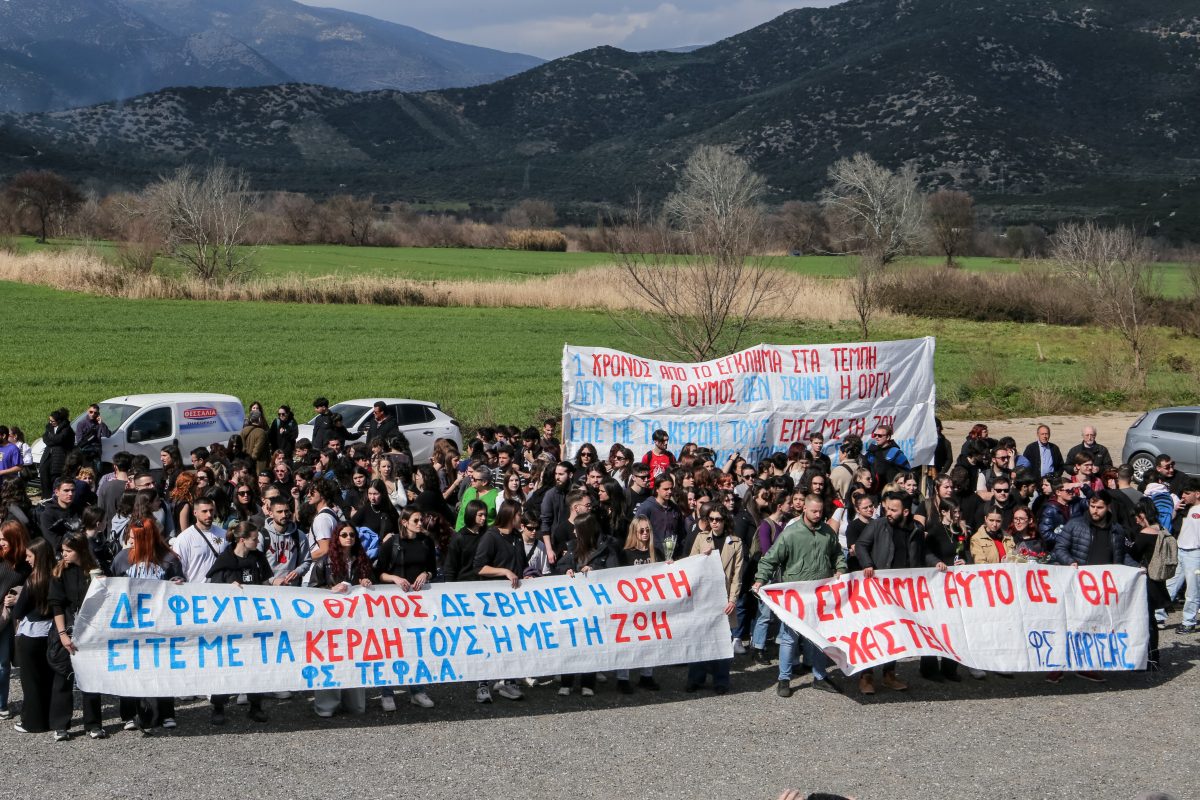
[48,669,102,732]
[119,696,175,727]
[15,634,52,732]
[919,655,959,679]
[212,693,262,711]
[561,673,596,690]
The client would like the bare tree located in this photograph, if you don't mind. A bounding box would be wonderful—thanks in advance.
[821,153,925,337]
[1052,222,1158,382]
[4,170,84,243]
[613,145,783,361]
[772,200,829,254]
[325,194,375,246]
[144,163,257,282]
[926,189,974,267]
[503,198,557,229]
[274,192,318,242]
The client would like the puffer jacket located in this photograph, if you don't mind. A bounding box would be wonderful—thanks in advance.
[1051,513,1136,567]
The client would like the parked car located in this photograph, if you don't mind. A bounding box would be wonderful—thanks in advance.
[1122,406,1200,481]
[295,398,461,464]
[31,393,245,471]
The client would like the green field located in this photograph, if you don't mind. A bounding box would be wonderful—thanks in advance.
[18,237,1195,295]
[3,280,1197,438]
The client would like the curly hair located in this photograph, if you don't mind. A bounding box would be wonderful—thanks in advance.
[170,470,198,504]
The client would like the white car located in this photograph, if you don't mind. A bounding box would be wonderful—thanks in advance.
[295,398,461,464]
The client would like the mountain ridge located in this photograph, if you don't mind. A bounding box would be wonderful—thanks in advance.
[2,0,1198,232]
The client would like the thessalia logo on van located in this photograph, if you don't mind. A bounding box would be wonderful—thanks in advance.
[182,407,218,421]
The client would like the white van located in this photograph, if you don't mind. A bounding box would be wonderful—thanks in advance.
[32,393,245,466]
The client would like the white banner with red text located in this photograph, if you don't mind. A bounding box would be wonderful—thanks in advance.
[70,556,733,697]
[562,338,937,467]
[756,564,1148,674]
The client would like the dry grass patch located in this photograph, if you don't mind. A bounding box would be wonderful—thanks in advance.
[0,250,862,322]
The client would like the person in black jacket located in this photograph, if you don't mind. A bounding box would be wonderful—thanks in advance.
[919,499,966,683]
[554,513,616,697]
[354,402,400,447]
[48,533,105,739]
[268,405,299,460]
[206,522,273,725]
[1022,424,1064,479]
[39,408,74,501]
[9,539,56,737]
[444,499,488,582]
[376,507,438,711]
[310,398,334,451]
[0,520,31,721]
[854,491,948,695]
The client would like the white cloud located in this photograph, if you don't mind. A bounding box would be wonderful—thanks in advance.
[303,1,838,58]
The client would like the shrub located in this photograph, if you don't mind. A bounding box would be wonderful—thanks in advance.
[506,229,568,252]
[878,265,1093,325]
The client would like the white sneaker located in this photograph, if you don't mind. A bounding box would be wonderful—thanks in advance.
[496,682,523,701]
[122,720,139,732]
[595,673,607,683]
[557,686,571,696]
[581,687,595,697]
[314,707,334,718]
[732,640,747,655]
[410,691,434,708]
[968,668,987,679]
[475,685,493,704]
[522,677,538,687]
[380,694,397,712]
[235,694,249,705]
[161,718,177,729]
[271,691,292,700]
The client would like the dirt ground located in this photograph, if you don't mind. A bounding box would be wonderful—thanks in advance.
[939,411,1143,459]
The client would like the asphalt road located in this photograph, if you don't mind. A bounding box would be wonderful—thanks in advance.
[1,624,1194,800]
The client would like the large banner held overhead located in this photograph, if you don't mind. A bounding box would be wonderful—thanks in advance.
[71,556,734,697]
[562,338,937,467]
[756,564,1148,675]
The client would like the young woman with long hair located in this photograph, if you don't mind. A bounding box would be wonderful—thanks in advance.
[48,532,104,739]
[310,523,373,718]
[170,470,199,533]
[554,513,615,697]
[496,469,526,515]
[376,507,438,711]
[350,479,398,541]
[225,479,258,527]
[205,522,272,725]
[0,520,29,721]
[110,517,183,732]
[9,538,56,737]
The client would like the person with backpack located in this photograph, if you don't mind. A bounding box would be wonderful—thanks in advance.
[863,424,910,491]
[377,507,438,711]
[641,429,676,481]
[749,489,788,665]
[1129,498,1174,670]
[829,436,862,503]
[310,523,373,718]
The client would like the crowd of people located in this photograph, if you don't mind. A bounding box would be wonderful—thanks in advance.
[0,400,1194,741]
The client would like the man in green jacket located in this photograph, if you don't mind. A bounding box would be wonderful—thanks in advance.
[753,495,846,697]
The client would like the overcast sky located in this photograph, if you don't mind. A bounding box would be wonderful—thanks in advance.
[303,1,838,59]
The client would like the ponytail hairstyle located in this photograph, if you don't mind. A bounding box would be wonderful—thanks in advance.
[227,521,259,546]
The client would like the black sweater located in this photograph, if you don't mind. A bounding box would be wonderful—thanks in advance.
[377,534,437,584]
[207,548,274,585]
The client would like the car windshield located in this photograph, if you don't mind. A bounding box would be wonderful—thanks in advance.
[72,403,140,432]
[308,403,369,425]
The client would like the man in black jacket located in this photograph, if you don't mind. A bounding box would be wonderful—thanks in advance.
[1022,424,1064,479]
[39,408,74,500]
[854,491,948,695]
[355,401,399,446]
[310,397,334,451]
[1065,426,1113,472]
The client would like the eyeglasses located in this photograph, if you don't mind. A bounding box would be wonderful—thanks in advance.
[278,412,287,418]
[707,516,724,522]
[994,488,1010,494]
[872,433,887,439]
[338,531,356,539]
[636,527,651,534]
[1162,462,1176,469]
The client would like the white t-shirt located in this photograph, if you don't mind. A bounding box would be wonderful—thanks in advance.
[173,524,228,583]
[1178,503,1200,550]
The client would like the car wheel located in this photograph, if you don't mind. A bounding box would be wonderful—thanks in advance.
[1129,452,1156,482]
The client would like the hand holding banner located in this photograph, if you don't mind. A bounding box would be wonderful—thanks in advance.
[756,564,1148,674]
[70,556,734,697]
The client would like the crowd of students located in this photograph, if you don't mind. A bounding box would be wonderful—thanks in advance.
[0,400,1194,741]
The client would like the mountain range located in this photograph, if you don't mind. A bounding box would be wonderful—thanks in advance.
[0,0,542,112]
[1,0,1199,232]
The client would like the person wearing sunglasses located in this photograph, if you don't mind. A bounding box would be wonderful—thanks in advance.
[686,504,743,694]
[310,524,373,718]
[863,424,911,491]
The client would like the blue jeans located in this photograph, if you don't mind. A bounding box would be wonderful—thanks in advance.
[778,625,828,682]
[751,599,775,650]
[0,624,12,710]
[1177,548,1200,625]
